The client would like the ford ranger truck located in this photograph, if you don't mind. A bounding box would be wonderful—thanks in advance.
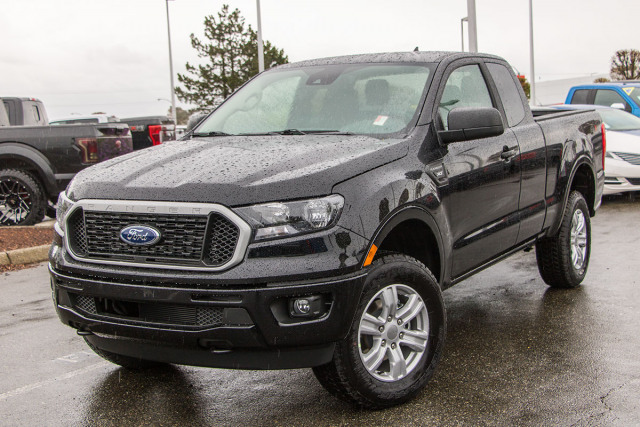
[49,52,604,409]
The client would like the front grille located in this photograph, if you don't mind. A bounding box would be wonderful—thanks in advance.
[604,177,621,184]
[67,207,241,268]
[75,295,97,314]
[69,293,249,328]
[139,304,225,326]
[613,152,640,166]
[627,177,640,185]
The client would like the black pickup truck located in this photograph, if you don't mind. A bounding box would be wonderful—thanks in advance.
[49,52,604,409]
[0,97,132,225]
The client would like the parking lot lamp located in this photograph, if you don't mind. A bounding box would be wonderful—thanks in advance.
[256,0,265,72]
[165,0,177,125]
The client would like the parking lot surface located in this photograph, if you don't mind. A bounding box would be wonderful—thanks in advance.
[0,197,639,426]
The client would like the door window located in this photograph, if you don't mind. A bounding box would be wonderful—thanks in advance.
[594,89,631,112]
[486,63,526,127]
[570,89,590,104]
[438,64,493,130]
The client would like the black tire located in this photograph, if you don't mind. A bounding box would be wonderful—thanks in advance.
[0,169,46,226]
[84,337,168,370]
[535,191,591,288]
[313,254,446,409]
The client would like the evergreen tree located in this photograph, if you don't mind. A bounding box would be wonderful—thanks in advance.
[176,5,288,110]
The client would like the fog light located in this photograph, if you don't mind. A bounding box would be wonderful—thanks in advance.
[289,295,326,318]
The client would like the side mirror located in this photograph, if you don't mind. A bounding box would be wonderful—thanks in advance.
[186,112,209,133]
[610,103,625,110]
[438,107,504,144]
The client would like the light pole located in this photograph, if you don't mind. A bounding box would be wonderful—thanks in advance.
[165,0,177,125]
[460,17,468,52]
[467,0,478,52]
[256,0,265,72]
[529,0,536,106]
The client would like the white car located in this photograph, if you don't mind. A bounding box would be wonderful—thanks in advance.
[550,105,640,195]
[604,130,640,194]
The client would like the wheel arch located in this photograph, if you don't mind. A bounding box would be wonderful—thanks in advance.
[363,206,445,286]
[0,143,58,197]
[549,156,597,237]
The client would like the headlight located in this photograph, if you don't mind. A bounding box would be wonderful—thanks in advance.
[235,195,344,240]
[55,192,75,235]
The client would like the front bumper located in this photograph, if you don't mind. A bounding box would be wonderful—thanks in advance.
[50,263,367,369]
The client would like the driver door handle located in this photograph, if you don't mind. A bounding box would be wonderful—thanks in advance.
[500,146,518,160]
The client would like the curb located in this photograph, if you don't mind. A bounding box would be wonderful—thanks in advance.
[0,220,54,266]
[0,244,50,266]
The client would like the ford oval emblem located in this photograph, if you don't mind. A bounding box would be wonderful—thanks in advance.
[120,225,161,246]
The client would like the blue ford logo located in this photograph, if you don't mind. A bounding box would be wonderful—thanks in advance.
[120,225,161,246]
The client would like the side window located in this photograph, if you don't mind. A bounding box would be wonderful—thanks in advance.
[570,89,590,104]
[594,89,631,112]
[32,105,41,123]
[486,63,526,127]
[438,64,493,130]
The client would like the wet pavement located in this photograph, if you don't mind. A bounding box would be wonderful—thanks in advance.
[1,196,639,426]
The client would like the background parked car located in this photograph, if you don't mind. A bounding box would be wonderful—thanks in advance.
[0,97,132,225]
[566,82,640,117]
[545,104,640,195]
[121,116,176,150]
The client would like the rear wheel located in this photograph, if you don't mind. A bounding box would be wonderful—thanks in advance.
[536,191,591,288]
[313,254,446,409]
[0,169,45,226]
[84,337,168,370]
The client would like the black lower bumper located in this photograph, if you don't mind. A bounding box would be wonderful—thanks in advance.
[50,265,367,369]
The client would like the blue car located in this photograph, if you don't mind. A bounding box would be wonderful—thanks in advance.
[566,83,640,117]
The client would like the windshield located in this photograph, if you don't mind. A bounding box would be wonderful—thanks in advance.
[624,87,640,108]
[195,63,433,137]
[600,108,640,131]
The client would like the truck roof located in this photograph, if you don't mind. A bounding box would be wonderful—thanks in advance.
[571,82,640,89]
[276,51,505,69]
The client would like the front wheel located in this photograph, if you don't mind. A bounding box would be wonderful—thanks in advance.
[0,169,46,226]
[536,190,591,288]
[313,254,446,409]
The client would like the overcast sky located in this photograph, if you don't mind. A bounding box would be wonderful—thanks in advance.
[1,0,638,119]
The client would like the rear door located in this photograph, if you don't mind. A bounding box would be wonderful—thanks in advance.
[485,61,547,244]
[435,61,522,277]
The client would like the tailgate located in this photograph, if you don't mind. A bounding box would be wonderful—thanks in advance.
[78,125,133,163]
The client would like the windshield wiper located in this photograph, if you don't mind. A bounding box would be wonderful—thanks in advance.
[300,130,354,135]
[192,131,232,137]
[236,129,355,136]
[270,129,306,135]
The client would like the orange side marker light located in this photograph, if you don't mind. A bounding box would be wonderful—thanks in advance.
[363,244,378,267]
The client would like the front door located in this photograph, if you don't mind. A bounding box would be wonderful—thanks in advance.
[435,63,522,277]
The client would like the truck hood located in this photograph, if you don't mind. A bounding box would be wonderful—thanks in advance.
[67,134,408,206]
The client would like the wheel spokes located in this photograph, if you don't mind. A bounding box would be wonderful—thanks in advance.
[396,294,424,324]
[399,329,429,352]
[362,341,386,372]
[387,346,407,380]
[380,286,399,318]
[360,313,384,336]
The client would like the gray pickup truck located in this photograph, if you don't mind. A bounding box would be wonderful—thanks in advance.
[0,97,132,225]
[50,52,604,409]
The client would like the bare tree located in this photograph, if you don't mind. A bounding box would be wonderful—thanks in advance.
[610,49,640,80]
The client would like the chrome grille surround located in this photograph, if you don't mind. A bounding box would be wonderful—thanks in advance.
[63,199,251,271]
